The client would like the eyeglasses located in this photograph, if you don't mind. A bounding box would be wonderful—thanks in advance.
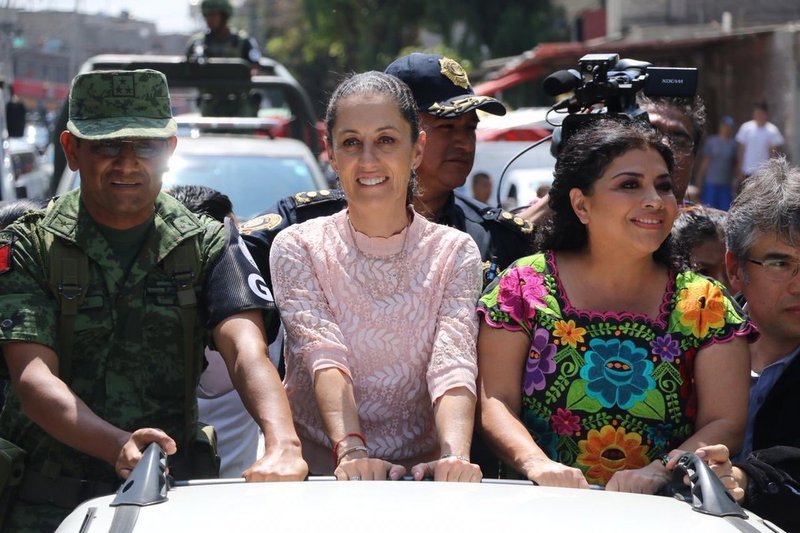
[747,257,800,282]
[87,139,168,159]
[661,132,695,155]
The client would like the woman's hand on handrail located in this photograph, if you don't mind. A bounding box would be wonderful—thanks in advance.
[521,457,590,489]
[411,455,482,483]
[692,444,746,503]
[605,460,671,494]
[335,456,406,481]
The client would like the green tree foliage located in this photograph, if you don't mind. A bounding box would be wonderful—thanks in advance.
[425,0,569,59]
[260,0,570,116]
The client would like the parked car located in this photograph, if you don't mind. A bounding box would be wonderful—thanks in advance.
[162,135,326,221]
[7,138,51,200]
[56,444,785,533]
[57,135,327,222]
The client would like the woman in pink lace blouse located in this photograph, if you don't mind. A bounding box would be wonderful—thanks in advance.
[270,72,483,481]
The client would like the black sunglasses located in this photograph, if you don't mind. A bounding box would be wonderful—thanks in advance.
[88,139,168,159]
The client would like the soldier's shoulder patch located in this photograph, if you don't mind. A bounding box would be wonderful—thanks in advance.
[239,213,283,234]
[292,189,345,207]
[485,209,533,235]
[0,239,14,275]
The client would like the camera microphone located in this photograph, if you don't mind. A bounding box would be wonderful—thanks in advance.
[542,69,581,96]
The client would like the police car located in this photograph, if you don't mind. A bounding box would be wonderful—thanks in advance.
[56,444,785,533]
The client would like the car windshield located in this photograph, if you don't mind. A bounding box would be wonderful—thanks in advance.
[163,154,317,221]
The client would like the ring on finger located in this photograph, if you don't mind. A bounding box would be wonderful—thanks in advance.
[350,475,362,481]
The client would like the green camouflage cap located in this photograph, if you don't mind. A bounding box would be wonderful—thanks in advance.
[201,0,233,16]
[67,69,177,140]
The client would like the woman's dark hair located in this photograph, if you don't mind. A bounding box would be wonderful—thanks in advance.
[324,71,420,204]
[538,117,678,267]
[166,184,233,223]
[0,198,47,229]
[671,205,727,269]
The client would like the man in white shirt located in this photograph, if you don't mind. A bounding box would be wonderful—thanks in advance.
[736,101,784,184]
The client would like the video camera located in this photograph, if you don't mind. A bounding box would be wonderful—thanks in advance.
[544,53,698,153]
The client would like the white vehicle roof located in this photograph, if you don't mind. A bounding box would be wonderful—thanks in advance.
[56,443,784,533]
[173,134,318,158]
[57,478,782,533]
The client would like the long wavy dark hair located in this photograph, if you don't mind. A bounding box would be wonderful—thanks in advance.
[537,117,678,267]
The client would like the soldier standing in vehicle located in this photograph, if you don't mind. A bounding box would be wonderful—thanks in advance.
[186,0,262,66]
[0,69,307,532]
[186,0,263,117]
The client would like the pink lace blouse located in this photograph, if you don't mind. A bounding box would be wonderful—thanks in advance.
[270,209,481,474]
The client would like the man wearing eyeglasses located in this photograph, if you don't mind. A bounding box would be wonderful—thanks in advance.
[694,156,800,531]
[0,69,307,531]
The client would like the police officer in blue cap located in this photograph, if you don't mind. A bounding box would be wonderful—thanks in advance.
[242,53,533,293]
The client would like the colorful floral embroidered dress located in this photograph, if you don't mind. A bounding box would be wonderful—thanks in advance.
[477,251,756,485]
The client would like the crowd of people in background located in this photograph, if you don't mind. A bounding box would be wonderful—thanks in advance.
[0,41,798,533]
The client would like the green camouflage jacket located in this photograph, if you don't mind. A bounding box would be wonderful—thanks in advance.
[0,189,266,484]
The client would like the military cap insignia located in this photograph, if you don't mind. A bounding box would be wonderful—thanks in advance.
[111,73,136,97]
[0,240,13,274]
[439,57,470,89]
[239,213,283,234]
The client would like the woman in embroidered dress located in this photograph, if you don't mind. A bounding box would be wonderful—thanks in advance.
[477,117,755,493]
[270,72,482,481]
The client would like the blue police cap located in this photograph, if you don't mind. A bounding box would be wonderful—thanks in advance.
[385,53,506,118]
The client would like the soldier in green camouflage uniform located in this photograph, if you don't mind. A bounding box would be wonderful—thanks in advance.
[186,0,263,117]
[0,69,307,532]
[186,0,262,65]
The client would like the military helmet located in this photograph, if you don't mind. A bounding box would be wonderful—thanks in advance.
[201,0,233,16]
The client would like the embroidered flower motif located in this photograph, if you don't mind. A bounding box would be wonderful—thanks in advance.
[523,327,557,394]
[551,408,581,436]
[497,266,548,324]
[675,280,726,338]
[553,319,586,349]
[577,426,650,485]
[649,334,680,362]
[522,410,558,459]
[580,338,655,409]
[646,423,673,447]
